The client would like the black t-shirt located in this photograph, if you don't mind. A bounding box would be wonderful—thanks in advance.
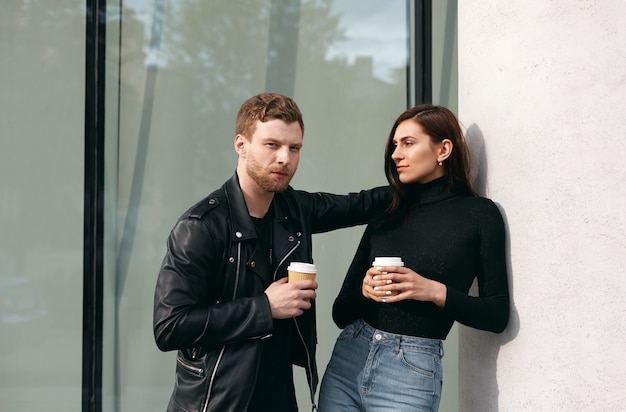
[248,213,298,411]
[249,319,297,411]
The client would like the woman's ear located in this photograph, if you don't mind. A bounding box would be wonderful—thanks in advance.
[438,139,453,162]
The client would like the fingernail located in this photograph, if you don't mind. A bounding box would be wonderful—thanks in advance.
[374,286,379,291]
[386,280,392,284]
[386,291,391,295]
[376,266,383,270]
[373,276,379,280]
[382,299,387,303]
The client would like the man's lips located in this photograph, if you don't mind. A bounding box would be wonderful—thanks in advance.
[271,170,290,178]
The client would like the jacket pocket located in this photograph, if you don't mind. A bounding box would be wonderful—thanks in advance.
[167,352,209,412]
[177,354,206,377]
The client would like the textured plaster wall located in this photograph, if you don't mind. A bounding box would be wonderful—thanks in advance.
[457,1,626,410]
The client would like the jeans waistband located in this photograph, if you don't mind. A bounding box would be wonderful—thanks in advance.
[355,319,444,357]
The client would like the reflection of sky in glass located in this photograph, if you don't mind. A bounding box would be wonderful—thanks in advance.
[327,0,407,83]
[123,0,407,81]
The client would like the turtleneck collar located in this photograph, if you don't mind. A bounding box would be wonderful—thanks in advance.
[405,175,456,206]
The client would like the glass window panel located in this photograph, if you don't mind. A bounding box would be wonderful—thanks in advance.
[104,0,409,410]
[0,1,85,410]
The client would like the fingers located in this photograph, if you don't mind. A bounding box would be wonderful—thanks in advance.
[363,267,405,302]
[286,279,317,301]
[363,275,395,301]
[371,282,400,299]
[266,279,317,319]
[363,266,414,302]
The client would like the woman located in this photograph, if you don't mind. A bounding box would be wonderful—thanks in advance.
[318,104,510,411]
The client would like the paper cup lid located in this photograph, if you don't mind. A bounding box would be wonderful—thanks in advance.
[372,257,404,266]
[287,262,317,273]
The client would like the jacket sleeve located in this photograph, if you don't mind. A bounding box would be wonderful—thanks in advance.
[332,225,377,329]
[300,186,391,234]
[442,201,510,333]
[153,218,274,352]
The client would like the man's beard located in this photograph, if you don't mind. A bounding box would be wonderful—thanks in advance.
[246,153,293,193]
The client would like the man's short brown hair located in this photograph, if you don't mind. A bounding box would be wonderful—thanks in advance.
[235,92,304,139]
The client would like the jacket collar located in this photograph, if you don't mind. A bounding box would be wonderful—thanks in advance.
[223,173,290,242]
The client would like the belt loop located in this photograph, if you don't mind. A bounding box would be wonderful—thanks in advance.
[440,342,445,358]
[354,319,366,338]
[395,335,401,352]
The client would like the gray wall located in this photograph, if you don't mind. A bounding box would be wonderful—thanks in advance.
[458,1,626,410]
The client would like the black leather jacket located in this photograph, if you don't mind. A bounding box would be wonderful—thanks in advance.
[154,174,389,412]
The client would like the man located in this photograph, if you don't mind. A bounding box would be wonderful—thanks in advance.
[154,93,389,411]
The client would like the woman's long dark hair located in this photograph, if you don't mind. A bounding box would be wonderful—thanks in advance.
[384,104,476,223]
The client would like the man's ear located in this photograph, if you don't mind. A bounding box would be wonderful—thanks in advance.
[438,139,453,162]
[234,134,248,157]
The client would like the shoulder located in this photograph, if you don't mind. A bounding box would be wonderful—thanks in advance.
[464,196,504,227]
[182,187,227,221]
[275,185,318,208]
[454,195,504,222]
[167,189,227,248]
[272,186,305,218]
[454,194,496,209]
[185,196,222,220]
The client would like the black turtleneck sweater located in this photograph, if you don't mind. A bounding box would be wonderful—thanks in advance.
[332,176,510,339]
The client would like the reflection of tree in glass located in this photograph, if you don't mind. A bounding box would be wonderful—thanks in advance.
[157,0,347,111]
[294,2,408,188]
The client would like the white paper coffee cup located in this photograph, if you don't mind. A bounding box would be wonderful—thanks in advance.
[372,257,403,296]
[287,262,317,281]
[287,262,317,301]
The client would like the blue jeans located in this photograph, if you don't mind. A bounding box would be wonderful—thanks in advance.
[318,319,443,412]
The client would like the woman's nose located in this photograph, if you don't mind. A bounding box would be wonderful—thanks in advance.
[391,146,402,160]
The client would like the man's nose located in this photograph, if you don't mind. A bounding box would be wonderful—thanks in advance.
[276,147,291,164]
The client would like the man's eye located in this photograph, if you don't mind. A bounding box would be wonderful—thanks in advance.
[290,146,301,152]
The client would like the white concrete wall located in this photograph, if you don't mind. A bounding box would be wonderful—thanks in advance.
[457,1,626,410]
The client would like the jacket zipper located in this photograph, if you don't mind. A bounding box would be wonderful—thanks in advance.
[273,241,300,281]
[279,240,316,410]
[201,242,242,412]
[201,346,226,412]
[176,355,205,377]
[293,318,317,411]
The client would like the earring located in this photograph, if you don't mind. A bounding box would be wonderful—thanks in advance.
[438,161,443,166]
